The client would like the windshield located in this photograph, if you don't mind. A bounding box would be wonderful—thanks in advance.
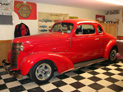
[51,23,73,33]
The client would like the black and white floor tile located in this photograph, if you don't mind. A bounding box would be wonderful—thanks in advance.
[0,61,123,92]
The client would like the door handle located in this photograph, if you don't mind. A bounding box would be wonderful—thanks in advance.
[95,38,99,40]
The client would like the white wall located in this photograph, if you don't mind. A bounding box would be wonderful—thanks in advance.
[0,3,105,40]
[105,10,123,36]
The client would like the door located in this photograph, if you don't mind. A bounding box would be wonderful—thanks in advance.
[96,25,109,57]
[69,24,101,63]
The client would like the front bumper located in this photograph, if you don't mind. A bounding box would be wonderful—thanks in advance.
[2,59,22,79]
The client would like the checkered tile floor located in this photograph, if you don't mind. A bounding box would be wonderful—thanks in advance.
[0,61,123,92]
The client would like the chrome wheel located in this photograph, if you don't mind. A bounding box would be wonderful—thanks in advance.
[110,49,117,61]
[35,63,52,81]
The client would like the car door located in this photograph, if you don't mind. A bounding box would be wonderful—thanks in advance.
[96,24,109,57]
[69,24,101,63]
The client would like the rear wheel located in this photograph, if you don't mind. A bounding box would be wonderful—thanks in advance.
[108,48,118,62]
[29,61,54,84]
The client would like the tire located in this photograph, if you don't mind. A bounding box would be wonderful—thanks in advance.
[108,47,118,62]
[29,61,54,84]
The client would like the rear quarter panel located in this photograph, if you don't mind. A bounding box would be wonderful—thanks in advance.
[103,34,117,59]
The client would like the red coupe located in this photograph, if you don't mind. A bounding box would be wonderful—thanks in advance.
[2,19,118,84]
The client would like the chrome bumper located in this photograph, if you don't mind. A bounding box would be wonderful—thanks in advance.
[2,59,22,79]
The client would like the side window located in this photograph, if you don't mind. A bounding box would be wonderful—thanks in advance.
[97,25,103,33]
[75,24,95,35]
[75,25,83,34]
[51,23,73,33]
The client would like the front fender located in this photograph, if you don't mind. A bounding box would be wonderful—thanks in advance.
[103,40,117,59]
[20,52,74,75]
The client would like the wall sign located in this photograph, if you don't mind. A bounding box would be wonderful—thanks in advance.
[38,12,69,33]
[69,16,78,19]
[14,1,37,20]
[0,0,14,11]
[0,0,13,24]
[106,10,120,15]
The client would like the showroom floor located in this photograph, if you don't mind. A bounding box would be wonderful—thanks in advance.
[0,61,123,92]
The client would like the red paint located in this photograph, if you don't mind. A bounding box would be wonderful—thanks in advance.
[9,19,117,75]
[20,52,74,75]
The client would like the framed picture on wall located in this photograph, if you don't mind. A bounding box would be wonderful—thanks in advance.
[38,12,69,33]
[0,0,14,11]
[0,0,13,25]
[96,15,105,22]
[0,11,13,25]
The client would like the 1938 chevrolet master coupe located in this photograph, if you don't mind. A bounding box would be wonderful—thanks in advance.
[2,19,118,84]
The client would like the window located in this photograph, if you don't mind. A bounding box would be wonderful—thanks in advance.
[51,23,73,33]
[75,24,95,35]
[97,25,103,33]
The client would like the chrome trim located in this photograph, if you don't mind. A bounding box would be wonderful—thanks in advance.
[2,59,22,79]
[10,43,22,69]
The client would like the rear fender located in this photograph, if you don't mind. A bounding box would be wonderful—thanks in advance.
[20,52,74,75]
[103,40,117,59]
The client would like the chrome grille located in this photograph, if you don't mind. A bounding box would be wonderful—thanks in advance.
[10,43,22,69]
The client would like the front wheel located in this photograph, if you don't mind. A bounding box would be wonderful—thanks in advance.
[108,48,118,62]
[29,61,54,84]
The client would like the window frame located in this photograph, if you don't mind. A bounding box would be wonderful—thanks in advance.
[75,24,96,35]
[97,25,103,34]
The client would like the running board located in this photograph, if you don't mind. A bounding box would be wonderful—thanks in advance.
[74,58,106,69]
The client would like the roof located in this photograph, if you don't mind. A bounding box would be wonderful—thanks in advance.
[57,19,99,24]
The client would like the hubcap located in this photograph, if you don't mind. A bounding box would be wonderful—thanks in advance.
[35,63,51,81]
[110,49,117,61]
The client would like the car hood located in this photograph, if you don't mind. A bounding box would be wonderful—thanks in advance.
[12,32,70,43]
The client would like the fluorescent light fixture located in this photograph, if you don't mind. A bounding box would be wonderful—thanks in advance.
[23,1,26,4]
[97,0,123,5]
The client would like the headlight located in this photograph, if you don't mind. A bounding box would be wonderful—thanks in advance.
[20,43,34,52]
[20,44,24,51]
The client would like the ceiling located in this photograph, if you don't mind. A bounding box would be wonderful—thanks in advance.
[15,0,123,11]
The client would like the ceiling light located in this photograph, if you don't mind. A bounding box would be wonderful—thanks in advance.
[97,0,123,5]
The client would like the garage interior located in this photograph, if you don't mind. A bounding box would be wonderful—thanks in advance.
[0,0,123,92]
